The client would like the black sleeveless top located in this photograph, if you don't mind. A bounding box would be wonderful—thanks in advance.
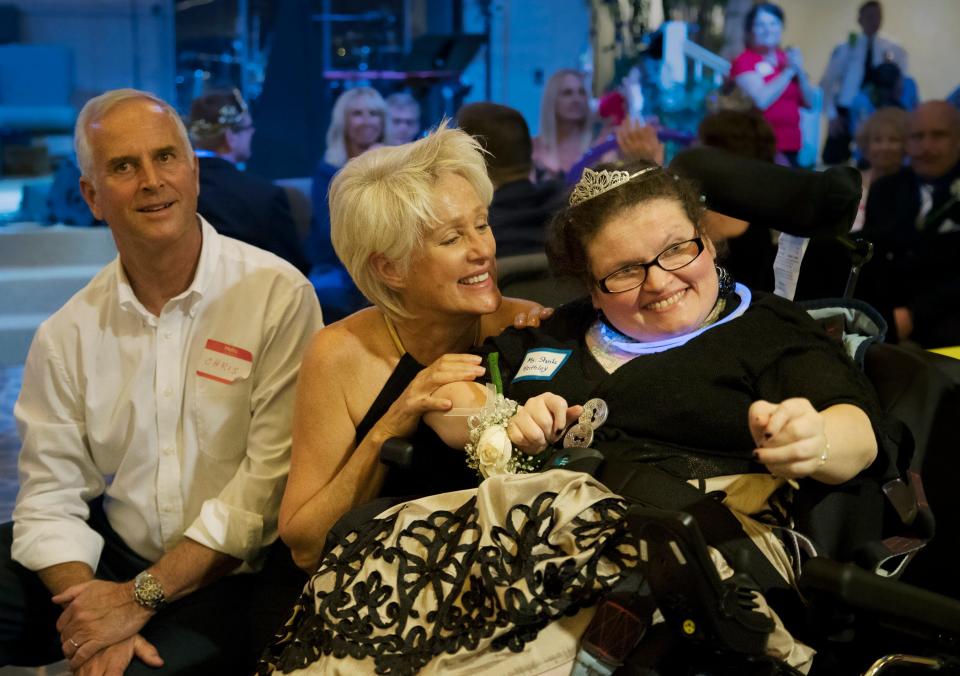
[355,353,479,498]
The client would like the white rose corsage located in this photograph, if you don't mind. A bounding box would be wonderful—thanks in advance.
[463,389,542,479]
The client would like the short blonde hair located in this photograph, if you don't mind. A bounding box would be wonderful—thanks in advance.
[75,88,192,177]
[329,123,493,321]
[855,106,909,154]
[324,87,387,167]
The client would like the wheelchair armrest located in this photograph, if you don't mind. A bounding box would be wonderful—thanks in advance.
[380,437,415,469]
[799,557,960,638]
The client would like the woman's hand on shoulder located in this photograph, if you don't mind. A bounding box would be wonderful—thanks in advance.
[376,354,487,441]
[748,398,827,479]
[501,297,554,331]
[507,393,583,455]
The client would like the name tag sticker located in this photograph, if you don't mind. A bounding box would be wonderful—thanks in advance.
[755,61,774,77]
[197,339,253,384]
[513,348,572,382]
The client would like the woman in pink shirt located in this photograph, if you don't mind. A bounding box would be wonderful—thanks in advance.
[731,3,816,166]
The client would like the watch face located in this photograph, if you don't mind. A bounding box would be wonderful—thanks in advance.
[135,572,166,609]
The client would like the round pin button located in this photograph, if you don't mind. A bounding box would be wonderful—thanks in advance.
[579,398,609,428]
[563,422,594,448]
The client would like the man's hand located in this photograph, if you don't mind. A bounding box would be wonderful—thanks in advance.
[54,579,152,670]
[74,633,163,676]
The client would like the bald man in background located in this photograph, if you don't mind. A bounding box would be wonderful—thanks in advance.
[859,101,960,348]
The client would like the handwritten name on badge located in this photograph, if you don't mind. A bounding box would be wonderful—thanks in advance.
[513,348,572,382]
[197,339,253,384]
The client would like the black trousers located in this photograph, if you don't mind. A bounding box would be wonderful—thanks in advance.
[0,501,306,674]
[822,107,853,165]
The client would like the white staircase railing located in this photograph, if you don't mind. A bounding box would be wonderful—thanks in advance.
[660,20,730,91]
[682,38,730,86]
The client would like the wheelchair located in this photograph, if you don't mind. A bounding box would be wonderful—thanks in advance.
[326,148,960,675]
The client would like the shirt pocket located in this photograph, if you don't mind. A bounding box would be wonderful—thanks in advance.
[194,375,252,461]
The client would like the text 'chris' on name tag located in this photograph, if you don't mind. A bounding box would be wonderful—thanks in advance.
[196,339,253,384]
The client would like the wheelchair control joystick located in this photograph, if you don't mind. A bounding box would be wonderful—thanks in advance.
[380,437,415,468]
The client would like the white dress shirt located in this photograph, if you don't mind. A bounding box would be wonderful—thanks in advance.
[819,32,908,119]
[12,217,323,572]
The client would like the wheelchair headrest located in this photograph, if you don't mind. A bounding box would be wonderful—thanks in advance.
[668,147,862,240]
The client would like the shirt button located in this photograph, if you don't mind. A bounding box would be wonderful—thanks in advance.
[163,388,173,397]
[163,446,174,455]
[163,330,173,340]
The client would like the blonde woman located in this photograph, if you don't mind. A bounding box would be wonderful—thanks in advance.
[308,87,387,319]
[280,125,549,575]
[852,107,908,231]
[532,69,595,180]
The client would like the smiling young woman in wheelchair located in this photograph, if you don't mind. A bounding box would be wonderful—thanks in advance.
[259,160,903,674]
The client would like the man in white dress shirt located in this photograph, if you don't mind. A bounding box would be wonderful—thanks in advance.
[0,89,323,673]
[820,0,908,164]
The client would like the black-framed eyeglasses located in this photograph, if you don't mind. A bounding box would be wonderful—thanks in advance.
[596,237,704,294]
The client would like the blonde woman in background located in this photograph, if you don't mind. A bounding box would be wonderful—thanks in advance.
[852,107,908,231]
[532,69,595,180]
[308,87,387,320]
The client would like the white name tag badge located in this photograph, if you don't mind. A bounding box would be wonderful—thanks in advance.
[773,233,810,301]
[196,339,253,384]
[513,348,572,382]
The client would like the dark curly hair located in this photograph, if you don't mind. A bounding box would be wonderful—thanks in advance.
[697,109,777,163]
[546,160,706,289]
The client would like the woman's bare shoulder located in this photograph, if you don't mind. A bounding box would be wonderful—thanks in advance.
[304,308,389,369]
[300,308,397,419]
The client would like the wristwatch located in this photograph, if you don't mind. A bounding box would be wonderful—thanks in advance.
[133,571,167,611]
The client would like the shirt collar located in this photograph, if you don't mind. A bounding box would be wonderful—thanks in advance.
[115,215,220,318]
[196,151,244,170]
[194,149,223,160]
[915,160,960,189]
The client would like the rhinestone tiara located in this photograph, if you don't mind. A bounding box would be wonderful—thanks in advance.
[569,166,660,207]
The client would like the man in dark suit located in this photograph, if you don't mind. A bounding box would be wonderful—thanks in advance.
[189,90,310,274]
[860,101,960,347]
[457,102,568,258]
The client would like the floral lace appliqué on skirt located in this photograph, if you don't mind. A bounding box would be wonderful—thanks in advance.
[257,470,637,676]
